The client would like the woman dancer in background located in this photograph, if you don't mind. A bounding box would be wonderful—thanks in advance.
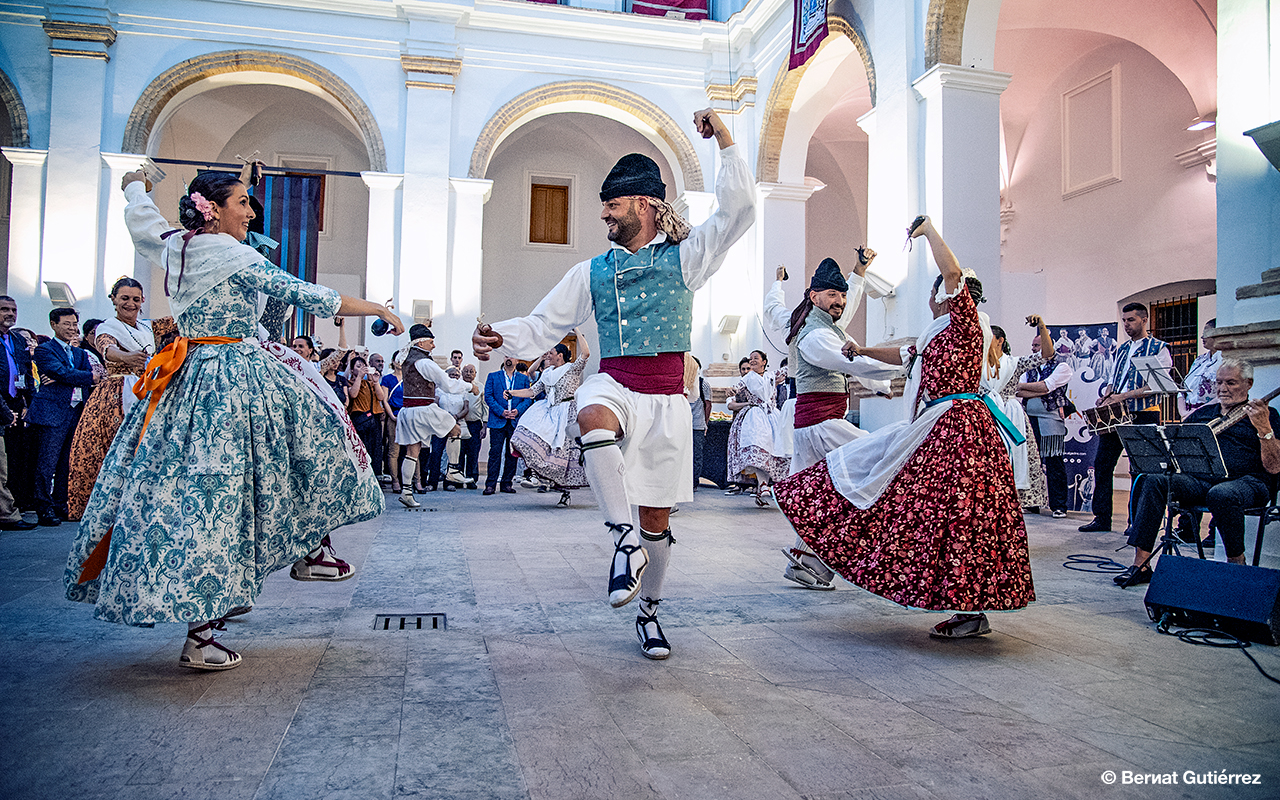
[66,278,174,520]
[507,331,591,506]
[726,349,789,506]
[982,316,1053,510]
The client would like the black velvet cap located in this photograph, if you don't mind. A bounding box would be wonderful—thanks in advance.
[809,258,848,293]
[409,324,434,340]
[600,153,666,201]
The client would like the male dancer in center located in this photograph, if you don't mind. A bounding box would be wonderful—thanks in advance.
[474,108,754,659]
[763,256,904,589]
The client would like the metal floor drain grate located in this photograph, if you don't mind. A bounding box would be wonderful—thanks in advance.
[373,613,447,631]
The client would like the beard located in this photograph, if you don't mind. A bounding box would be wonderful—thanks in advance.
[606,205,641,243]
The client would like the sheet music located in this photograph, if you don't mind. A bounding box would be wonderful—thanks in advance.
[1132,355,1182,394]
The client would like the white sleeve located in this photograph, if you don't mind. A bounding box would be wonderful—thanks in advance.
[1044,362,1073,391]
[123,182,173,267]
[490,260,595,360]
[763,281,790,334]
[833,273,866,332]
[798,328,904,384]
[678,144,756,292]
[415,358,470,394]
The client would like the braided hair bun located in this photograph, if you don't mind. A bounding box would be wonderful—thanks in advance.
[176,172,242,231]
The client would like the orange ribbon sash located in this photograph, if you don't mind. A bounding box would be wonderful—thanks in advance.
[77,336,241,584]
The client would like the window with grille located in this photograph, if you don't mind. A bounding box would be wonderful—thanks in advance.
[1149,294,1206,421]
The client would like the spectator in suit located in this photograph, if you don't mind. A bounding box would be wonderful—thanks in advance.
[29,308,101,526]
[483,356,532,494]
[0,296,36,529]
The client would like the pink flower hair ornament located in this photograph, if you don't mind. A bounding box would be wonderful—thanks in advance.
[188,191,215,222]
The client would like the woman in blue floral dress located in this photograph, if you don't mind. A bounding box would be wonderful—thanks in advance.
[65,170,403,670]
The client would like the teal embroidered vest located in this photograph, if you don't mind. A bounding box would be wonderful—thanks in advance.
[790,306,848,395]
[590,242,693,358]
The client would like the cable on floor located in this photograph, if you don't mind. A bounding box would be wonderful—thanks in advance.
[1062,553,1128,573]
[1154,615,1280,685]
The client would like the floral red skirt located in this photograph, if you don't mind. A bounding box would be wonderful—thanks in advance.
[775,400,1035,612]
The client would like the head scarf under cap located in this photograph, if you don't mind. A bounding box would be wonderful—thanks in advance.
[600,153,665,202]
[809,258,848,293]
[409,323,433,341]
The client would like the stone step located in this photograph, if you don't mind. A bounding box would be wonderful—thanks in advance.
[1236,279,1280,300]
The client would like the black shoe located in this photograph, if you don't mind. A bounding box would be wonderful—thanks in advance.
[1175,513,1199,543]
[483,486,496,496]
[1113,564,1152,587]
[1079,519,1111,533]
[1023,506,1040,515]
[0,519,37,531]
[465,483,478,490]
[37,515,62,527]
[500,485,517,494]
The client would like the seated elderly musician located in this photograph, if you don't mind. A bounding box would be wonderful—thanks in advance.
[1114,358,1280,586]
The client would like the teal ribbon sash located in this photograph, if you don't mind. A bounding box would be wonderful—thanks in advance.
[925,392,1026,446]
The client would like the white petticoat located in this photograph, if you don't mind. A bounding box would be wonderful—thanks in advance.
[790,416,867,476]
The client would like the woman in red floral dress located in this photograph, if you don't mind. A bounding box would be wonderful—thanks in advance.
[774,217,1034,638]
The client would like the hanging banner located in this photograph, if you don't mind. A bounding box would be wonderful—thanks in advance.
[789,0,829,70]
[1051,322,1119,513]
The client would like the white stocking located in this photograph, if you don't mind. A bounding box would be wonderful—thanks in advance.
[580,429,634,532]
[639,529,672,614]
[400,457,418,492]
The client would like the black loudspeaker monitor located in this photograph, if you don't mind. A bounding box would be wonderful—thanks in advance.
[1144,557,1280,646]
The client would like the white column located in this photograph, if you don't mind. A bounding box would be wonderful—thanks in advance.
[912,65,1012,317]
[1,148,48,328]
[754,182,816,361]
[43,52,109,316]
[447,177,492,351]
[360,171,403,355]
[100,153,149,295]
[401,84,453,345]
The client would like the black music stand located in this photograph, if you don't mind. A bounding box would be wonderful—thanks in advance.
[1115,423,1227,587]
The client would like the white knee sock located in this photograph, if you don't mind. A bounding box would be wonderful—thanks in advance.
[580,429,633,531]
[400,457,418,492]
[639,529,672,613]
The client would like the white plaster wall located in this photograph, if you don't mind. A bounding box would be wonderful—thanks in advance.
[805,136,869,344]
[999,41,1216,333]
[145,85,370,324]
[478,112,678,383]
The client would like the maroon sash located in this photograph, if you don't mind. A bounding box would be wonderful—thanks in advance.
[599,353,685,395]
[794,391,847,429]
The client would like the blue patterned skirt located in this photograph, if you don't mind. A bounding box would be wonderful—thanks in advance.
[65,340,383,625]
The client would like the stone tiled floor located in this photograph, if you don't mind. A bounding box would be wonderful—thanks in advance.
[2,486,1278,799]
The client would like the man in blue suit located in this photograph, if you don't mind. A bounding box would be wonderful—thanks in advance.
[29,308,100,526]
[483,356,532,494]
[0,295,37,530]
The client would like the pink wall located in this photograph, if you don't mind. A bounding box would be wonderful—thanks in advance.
[998,40,1216,337]
[805,137,869,348]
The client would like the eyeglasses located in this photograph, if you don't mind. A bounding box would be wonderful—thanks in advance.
[1215,378,1245,387]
